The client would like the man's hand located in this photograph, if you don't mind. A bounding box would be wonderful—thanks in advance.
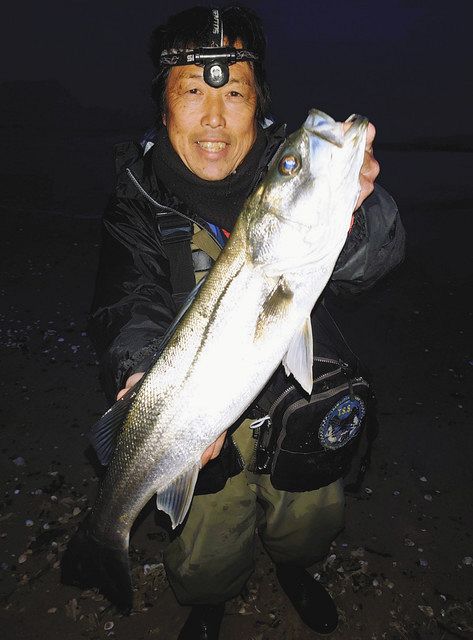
[117,373,227,467]
[343,121,380,211]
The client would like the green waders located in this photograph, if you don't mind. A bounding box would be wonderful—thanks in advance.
[163,419,345,605]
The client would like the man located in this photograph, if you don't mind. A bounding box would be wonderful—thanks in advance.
[88,6,405,639]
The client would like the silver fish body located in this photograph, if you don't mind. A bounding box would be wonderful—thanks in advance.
[62,109,368,611]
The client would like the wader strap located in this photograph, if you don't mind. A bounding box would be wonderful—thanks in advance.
[158,214,195,307]
[192,226,223,262]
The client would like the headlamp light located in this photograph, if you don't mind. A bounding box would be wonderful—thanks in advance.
[204,61,228,88]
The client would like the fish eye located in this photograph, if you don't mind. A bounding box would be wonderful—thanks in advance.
[278,154,300,176]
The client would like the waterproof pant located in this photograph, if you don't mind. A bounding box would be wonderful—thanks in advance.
[163,419,345,605]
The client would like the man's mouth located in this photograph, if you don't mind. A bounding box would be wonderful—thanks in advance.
[197,141,228,152]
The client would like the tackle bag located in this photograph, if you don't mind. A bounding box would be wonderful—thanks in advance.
[248,301,378,492]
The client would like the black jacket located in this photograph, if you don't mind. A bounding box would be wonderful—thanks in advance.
[88,123,405,493]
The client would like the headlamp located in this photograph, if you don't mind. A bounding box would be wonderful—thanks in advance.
[159,8,259,88]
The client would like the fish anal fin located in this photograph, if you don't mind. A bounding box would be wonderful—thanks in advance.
[156,463,200,529]
[282,317,314,394]
[254,277,294,341]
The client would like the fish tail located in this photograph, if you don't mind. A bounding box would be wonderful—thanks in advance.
[61,520,133,614]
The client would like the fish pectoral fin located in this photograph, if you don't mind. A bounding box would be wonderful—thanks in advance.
[282,316,314,394]
[254,277,294,341]
[89,382,143,466]
[156,463,200,530]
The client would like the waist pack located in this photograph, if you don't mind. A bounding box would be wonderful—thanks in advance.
[248,301,377,492]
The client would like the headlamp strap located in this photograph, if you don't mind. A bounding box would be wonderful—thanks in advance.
[210,8,223,48]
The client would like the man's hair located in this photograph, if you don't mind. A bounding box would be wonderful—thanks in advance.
[149,6,271,123]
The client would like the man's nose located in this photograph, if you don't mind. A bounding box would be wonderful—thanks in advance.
[201,93,226,128]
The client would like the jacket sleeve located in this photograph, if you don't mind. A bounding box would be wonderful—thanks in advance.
[88,193,176,403]
[329,183,406,296]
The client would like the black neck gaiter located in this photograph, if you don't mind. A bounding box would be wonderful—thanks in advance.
[152,125,268,232]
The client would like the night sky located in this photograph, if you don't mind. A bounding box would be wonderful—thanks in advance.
[2,0,471,143]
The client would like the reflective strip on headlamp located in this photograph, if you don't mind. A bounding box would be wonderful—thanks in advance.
[160,47,258,68]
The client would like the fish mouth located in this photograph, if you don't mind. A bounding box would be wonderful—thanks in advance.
[303,109,368,147]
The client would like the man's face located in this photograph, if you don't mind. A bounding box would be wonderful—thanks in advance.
[164,59,258,181]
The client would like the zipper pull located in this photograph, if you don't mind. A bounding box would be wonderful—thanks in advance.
[250,415,271,439]
[249,415,271,429]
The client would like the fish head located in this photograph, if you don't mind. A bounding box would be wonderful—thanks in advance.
[246,109,368,275]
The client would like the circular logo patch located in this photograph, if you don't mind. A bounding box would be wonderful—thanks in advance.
[319,395,366,450]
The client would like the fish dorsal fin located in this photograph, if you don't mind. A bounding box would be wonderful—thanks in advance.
[88,382,142,466]
[282,316,314,394]
[156,463,200,529]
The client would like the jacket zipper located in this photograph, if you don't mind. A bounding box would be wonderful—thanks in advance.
[231,434,245,471]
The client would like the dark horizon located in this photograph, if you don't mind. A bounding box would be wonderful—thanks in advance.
[1,0,472,143]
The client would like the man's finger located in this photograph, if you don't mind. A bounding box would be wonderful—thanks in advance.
[365,122,376,154]
[200,431,227,466]
[116,371,145,401]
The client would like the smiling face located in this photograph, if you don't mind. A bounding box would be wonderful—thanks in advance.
[163,58,258,181]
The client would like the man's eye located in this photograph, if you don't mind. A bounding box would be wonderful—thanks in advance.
[188,88,200,94]
[229,91,243,98]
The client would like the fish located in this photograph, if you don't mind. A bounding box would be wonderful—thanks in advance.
[61,109,368,612]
